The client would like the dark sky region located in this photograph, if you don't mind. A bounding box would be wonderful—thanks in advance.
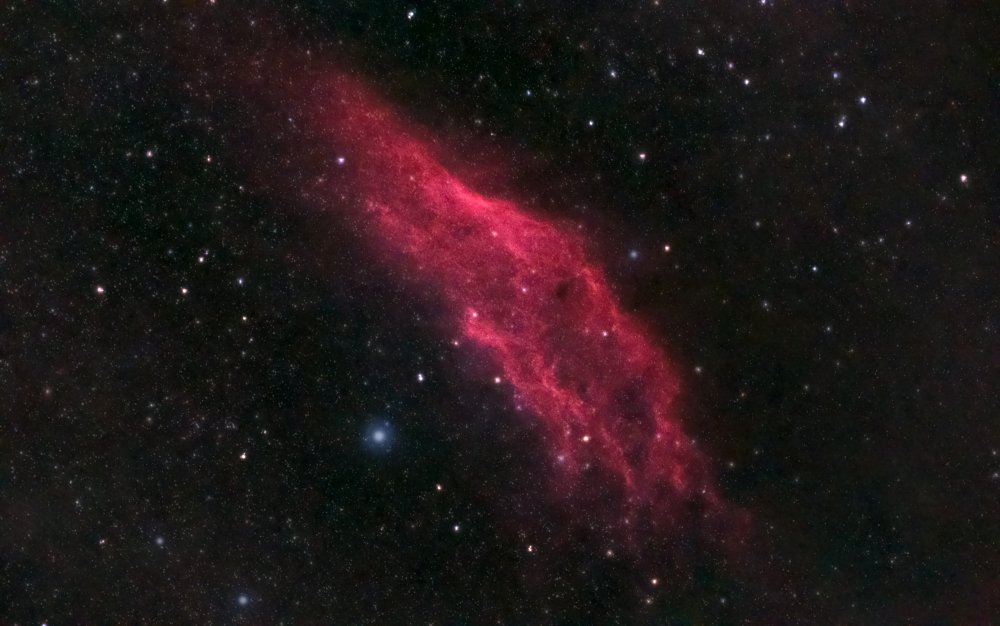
[2,2,998,624]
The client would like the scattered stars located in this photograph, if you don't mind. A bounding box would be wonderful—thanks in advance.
[8,4,992,622]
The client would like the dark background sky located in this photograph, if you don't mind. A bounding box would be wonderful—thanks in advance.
[2,1,998,624]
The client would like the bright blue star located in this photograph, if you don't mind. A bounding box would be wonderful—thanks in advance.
[364,420,394,452]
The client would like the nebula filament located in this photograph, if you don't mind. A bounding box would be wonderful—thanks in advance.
[309,75,722,526]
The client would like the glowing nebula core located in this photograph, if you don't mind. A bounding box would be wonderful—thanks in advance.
[308,74,723,525]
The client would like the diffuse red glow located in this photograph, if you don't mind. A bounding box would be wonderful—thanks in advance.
[310,75,723,523]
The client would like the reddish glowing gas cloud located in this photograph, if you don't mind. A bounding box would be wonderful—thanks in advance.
[309,74,722,523]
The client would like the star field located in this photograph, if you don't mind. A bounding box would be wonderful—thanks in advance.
[2,1,997,624]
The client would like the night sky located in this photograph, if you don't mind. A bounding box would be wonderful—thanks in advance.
[3,2,998,624]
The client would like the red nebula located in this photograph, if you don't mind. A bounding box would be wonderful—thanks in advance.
[309,74,725,526]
